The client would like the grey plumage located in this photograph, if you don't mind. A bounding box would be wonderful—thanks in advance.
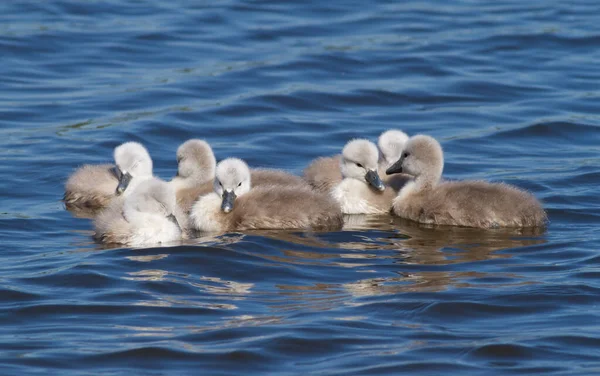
[63,164,119,211]
[303,155,342,193]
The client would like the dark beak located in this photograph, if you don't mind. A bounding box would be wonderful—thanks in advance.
[365,170,385,191]
[167,214,181,230]
[221,190,236,213]
[386,158,404,175]
[116,171,133,195]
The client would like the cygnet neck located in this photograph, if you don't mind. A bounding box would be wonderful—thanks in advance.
[413,164,442,191]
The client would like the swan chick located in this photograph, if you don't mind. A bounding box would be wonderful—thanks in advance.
[191,158,343,232]
[303,129,409,193]
[171,139,216,191]
[172,139,217,213]
[63,141,153,211]
[378,129,409,169]
[386,135,547,228]
[113,141,153,195]
[94,178,182,246]
[331,139,395,214]
[377,129,411,191]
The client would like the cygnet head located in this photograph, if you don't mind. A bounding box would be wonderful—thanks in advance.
[213,158,252,213]
[113,142,153,194]
[340,139,385,191]
[123,179,180,228]
[175,139,216,184]
[386,135,444,185]
[378,129,409,167]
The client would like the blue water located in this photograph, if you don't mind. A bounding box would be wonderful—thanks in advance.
[2,0,600,374]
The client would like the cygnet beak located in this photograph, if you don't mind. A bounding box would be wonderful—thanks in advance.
[365,170,385,191]
[116,171,133,195]
[221,190,237,213]
[386,159,403,175]
[167,214,181,230]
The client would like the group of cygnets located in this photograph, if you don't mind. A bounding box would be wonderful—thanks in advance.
[64,130,547,246]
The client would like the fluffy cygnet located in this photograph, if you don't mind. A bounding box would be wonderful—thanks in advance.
[64,142,153,210]
[377,130,412,191]
[177,165,309,214]
[190,158,343,232]
[386,135,547,228]
[303,129,409,193]
[172,140,217,214]
[94,178,182,246]
[377,129,409,170]
[171,139,216,191]
[331,139,396,214]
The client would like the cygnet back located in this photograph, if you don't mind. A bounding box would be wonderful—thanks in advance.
[303,155,343,193]
[64,164,119,212]
[228,184,343,231]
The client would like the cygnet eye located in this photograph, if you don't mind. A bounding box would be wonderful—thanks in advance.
[355,163,363,168]
[403,152,409,158]
[237,182,242,187]
[218,181,222,187]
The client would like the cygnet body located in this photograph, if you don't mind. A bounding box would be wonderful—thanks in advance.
[386,135,547,228]
[64,142,153,211]
[190,158,343,232]
[330,139,395,214]
[303,129,409,193]
[94,178,182,246]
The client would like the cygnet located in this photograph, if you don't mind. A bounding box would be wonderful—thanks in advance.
[63,142,153,210]
[178,162,309,214]
[377,129,412,191]
[330,139,396,214]
[171,139,217,214]
[303,129,410,193]
[190,158,343,232]
[94,178,182,246]
[386,135,547,228]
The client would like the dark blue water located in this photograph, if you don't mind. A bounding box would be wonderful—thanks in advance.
[2,0,600,374]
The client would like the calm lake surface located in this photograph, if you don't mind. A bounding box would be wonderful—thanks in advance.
[1,0,600,374]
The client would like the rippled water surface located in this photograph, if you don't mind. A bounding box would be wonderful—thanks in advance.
[2,0,600,374]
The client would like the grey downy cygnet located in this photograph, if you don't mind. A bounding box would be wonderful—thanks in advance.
[190,158,343,232]
[376,129,412,191]
[94,178,182,246]
[171,139,217,214]
[386,135,547,228]
[64,142,153,211]
[303,129,410,193]
[177,145,310,214]
[330,139,395,214]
